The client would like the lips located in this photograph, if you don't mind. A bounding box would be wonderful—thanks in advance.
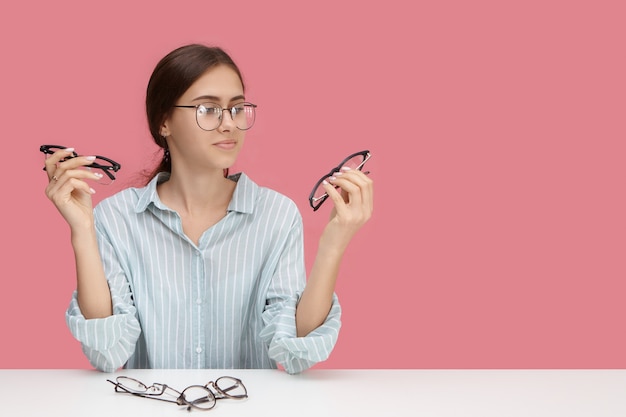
[213,140,237,149]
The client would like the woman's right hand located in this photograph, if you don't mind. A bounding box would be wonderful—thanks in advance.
[44,147,104,229]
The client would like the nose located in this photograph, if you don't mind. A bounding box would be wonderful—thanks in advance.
[218,108,236,131]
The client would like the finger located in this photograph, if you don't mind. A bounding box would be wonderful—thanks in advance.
[322,179,367,228]
[57,155,98,171]
[346,169,374,211]
[323,176,362,214]
[329,169,371,197]
[338,168,374,206]
[327,171,374,218]
[55,180,96,207]
[340,166,373,185]
[51,155,99,184]
[46,166,104,194]
[63,178,97,196]
[321,180,346,208]
[46,176,96,203]
[44,147,75,180]
[73,168,105,183]
[329,175,362,205]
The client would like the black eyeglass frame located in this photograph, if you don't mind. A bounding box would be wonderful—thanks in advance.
[40,144,121,183]
[308,150,371,212]
[107,375,248,412]
[173,102,258,131]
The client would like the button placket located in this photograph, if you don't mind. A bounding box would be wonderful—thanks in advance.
[193,248,206,367]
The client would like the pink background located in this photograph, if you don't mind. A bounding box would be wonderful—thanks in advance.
[1,0,625,369]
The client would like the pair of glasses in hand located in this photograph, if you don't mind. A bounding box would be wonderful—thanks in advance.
[40,144,121,185]
[107,375,247,411]
[308,150,372,211]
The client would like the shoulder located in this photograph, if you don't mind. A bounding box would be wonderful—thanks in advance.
[93,185,146,220]
[95,173,165,217]
[257,184,299,214]
[232,172,300,219]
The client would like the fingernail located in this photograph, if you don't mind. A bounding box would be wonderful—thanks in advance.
[64,147,75,152]
[341,166,352,171]
[329,176,336,181]
[89,188,96,194]
[322,180,329,185]
[85,156,96,161]
[94,172,103,178]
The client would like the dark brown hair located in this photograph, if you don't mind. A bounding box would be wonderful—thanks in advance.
[144,44,245,183]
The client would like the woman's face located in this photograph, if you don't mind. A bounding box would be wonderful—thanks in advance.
[162,65,247,173]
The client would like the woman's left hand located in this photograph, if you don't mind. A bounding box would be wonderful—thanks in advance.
[321,166,374,246]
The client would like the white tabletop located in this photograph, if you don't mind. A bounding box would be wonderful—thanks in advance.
[1,369,625,416]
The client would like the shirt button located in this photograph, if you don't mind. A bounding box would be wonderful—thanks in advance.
[196,298,202,305]
[196,347,203,354]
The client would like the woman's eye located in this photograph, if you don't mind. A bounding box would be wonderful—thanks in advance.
[198,106,220,116]
[232,106,245,115]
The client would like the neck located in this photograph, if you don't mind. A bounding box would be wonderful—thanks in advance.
[158,168,235,216]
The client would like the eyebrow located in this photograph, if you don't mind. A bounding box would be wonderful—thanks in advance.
[191,94,245,103]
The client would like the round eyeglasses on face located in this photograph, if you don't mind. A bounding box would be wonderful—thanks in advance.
[173,102,257,131]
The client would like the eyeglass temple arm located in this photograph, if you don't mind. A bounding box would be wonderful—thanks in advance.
[89,164,118,180]
[107,380,181,405]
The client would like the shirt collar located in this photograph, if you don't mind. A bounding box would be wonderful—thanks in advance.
[134,172,257,214]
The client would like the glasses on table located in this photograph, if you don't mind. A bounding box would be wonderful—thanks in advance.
[308,150,372,211]
[107,375,248,412]
[40,144,121,185]
[173,102,257,131]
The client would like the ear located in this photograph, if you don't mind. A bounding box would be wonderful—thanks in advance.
[160,117,171,137]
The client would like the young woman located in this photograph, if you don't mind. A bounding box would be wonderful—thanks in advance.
[43,44,373,374]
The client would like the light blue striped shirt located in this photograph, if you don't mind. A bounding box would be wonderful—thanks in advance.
[66,172,341,374]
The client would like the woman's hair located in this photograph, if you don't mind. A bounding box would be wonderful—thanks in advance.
[144,44,245,183]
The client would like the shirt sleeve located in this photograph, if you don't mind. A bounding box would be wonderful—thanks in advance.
[65,218,141,373]
[259,212,342,375]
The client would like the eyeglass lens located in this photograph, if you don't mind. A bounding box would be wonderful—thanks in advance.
[311,154,369,201]
[41,146,117,185]
[196,103,256,131]
[115,377,161,394]
[181,385,217,410]
[215,376,247,398]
